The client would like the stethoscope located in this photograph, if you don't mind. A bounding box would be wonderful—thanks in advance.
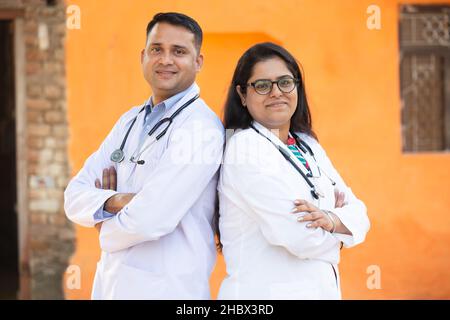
[110,94,199,165]
[250,124,336,200]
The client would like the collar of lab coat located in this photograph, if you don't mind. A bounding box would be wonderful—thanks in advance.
[129,82,200,139]
[146,83,196,116]
[163,82,200,118]
[123,82,200,128]
[251,120,320,177]
[134,83,201,153]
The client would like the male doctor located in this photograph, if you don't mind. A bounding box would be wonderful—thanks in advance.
[64,12,224,299]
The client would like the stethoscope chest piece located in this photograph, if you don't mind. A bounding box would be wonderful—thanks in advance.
[110,94,199,166]
[111,149,125,163]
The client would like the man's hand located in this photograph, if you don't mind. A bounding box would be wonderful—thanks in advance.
[95,166,135,213]
[95,167,117,191]
[103,193,136,214]
[94,166,135,232]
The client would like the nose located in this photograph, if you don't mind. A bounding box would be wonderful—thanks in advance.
[269,82,283,98]
[159,51,174,65]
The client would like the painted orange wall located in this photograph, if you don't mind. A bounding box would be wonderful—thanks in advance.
[64,0,450,299]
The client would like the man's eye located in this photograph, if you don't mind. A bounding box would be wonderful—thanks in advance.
[175,49,186,55]
[150,47,161,54]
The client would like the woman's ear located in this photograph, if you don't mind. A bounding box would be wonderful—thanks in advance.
[236,85,246,107]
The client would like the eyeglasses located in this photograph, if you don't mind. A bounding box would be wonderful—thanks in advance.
[247,77,299,95]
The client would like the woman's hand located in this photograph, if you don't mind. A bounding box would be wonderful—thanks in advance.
[291,200,335,232]
[334,189,346,208]
[291,189,349,233]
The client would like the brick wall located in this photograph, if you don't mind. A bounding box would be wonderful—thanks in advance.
[21,0,74,299]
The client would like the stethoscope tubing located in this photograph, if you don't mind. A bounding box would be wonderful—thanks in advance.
[250,124,335,199]
[111,94,199,164]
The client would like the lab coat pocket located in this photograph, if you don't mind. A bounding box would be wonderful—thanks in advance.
[91,261,103,300]
[137,135,167,165]
[330,263,342,298]
[132,142,166,187]
[330,263,338,288]
[112,263,168,300]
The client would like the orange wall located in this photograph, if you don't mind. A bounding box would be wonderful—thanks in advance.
[64,0,450,299]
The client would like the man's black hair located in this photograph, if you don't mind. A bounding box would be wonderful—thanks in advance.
[146,12,203,52]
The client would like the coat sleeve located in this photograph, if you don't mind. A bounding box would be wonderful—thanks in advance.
[219,133,340,260]
[63,114,129,227]
[307,137,370,248]
[99,117,224,253]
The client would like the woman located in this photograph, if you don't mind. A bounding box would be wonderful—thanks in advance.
[217,42,370,299]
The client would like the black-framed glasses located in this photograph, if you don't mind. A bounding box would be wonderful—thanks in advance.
[247,77,299,95]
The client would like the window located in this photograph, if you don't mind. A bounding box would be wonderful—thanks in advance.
[399,5,450,152]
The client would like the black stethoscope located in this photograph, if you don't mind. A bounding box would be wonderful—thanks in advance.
[250,124,336,200]
[110,94,199,165]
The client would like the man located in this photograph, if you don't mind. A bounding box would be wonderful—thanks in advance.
[64,12,224,299]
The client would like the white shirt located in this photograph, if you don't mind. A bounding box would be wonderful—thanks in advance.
[64,84,225,299]
[217,121,370,299]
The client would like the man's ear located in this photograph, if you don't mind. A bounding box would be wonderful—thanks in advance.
[236,85,246,106]
[195,53,204,72]
[140,49,145,65]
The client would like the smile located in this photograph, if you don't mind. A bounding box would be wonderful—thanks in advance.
[266,102,287,108]
[155,71,177,77]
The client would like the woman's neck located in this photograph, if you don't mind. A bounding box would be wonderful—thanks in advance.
[263,122,290,144]
[278,126,290,144]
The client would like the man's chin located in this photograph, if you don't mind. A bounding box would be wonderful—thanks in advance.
[151,81,177,91]
[151,85,183,100]
[150,80,194,97]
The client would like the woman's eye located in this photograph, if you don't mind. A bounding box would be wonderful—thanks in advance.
[279,79,292,87]
[255,82,270,90]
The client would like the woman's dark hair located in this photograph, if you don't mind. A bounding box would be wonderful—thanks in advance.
[216,42,317,252]
[223,42,317,139]
[146,12,203,52]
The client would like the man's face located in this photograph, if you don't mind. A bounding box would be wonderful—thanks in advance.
[141,22,203,103]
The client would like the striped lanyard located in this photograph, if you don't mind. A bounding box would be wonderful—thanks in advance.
[286,135,312,174]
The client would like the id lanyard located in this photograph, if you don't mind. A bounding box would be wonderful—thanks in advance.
[250,124,336,200]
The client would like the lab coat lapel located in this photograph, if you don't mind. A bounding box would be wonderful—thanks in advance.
[116,107,146,191]
[297,141,320,177]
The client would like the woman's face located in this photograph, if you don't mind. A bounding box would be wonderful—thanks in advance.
[237,57,298,130]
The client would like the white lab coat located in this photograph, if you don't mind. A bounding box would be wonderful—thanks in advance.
[64,84,225,299]
[217,121,370,299]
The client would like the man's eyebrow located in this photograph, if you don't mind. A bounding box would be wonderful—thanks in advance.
[148,43,189,50]
[172,45,189,50]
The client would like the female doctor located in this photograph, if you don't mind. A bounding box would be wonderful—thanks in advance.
[217,42,370,299]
